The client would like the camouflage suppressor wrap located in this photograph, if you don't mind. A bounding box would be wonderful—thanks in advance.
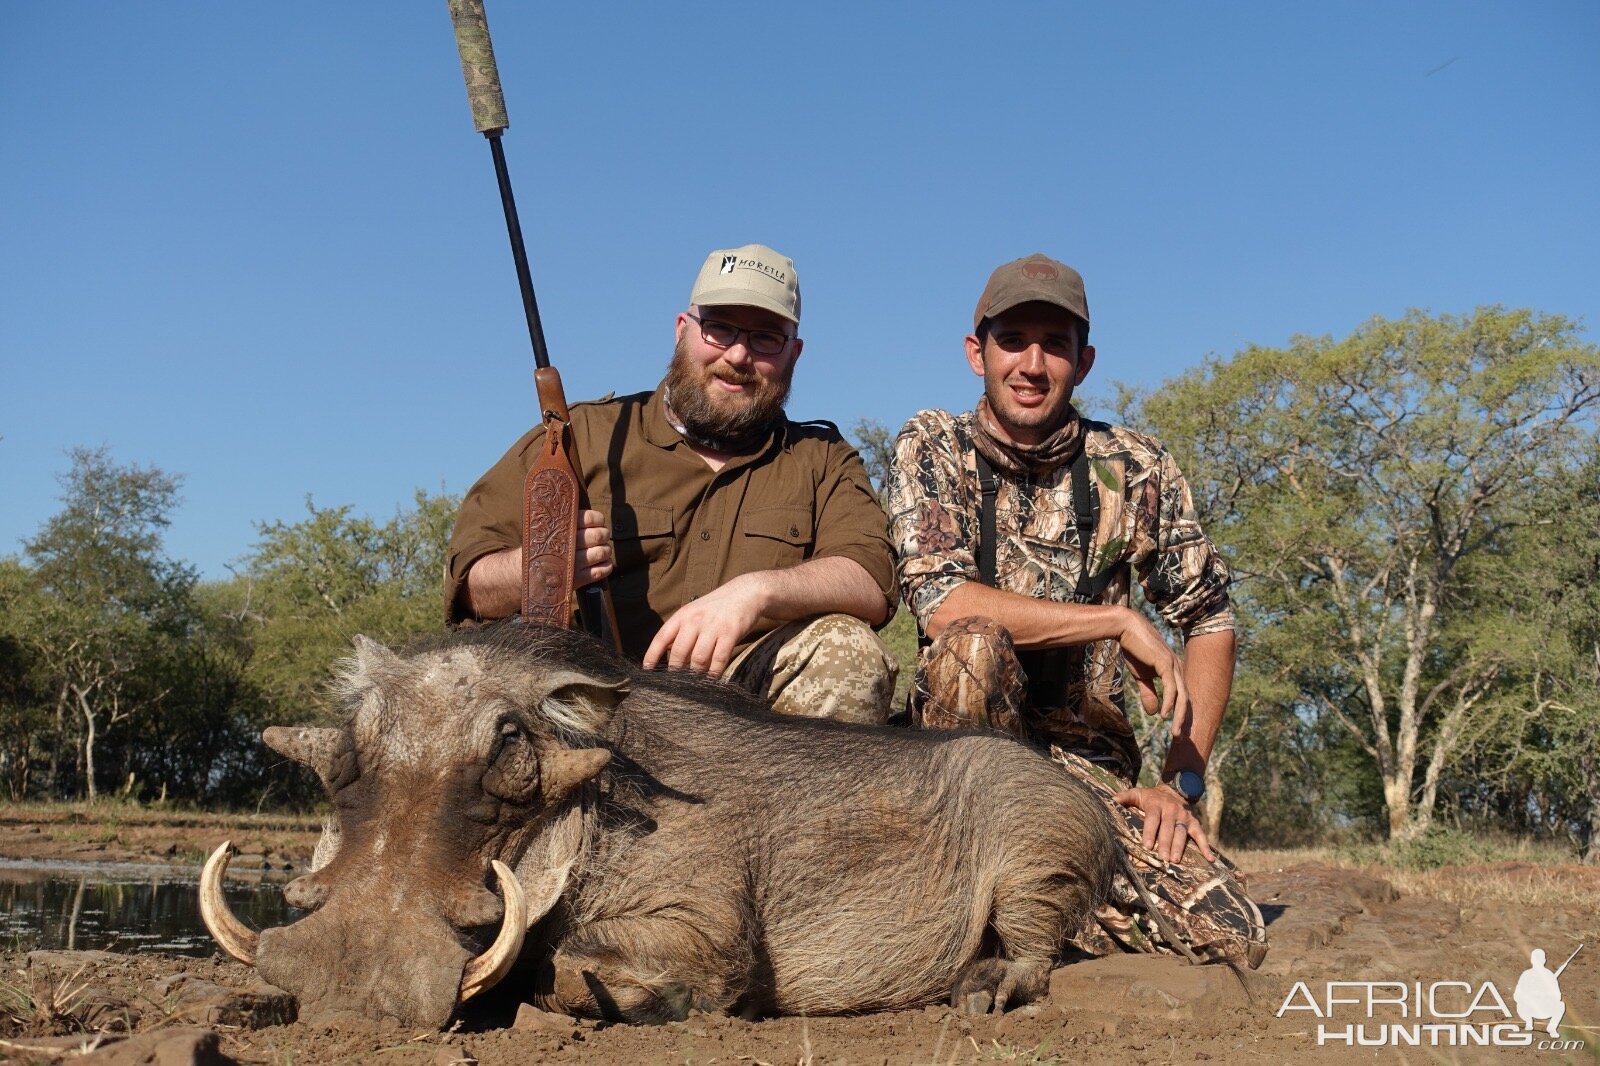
[447,0,509,133]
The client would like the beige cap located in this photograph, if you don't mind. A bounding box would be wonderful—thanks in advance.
[973,253,1089,330]
[689,243,801,324]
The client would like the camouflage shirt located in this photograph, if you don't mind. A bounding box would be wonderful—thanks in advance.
[885,406,1234,723]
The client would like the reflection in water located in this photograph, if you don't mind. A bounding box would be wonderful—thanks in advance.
[0,861,301,957]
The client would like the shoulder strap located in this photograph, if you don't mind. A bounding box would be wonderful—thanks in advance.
[976,451,999,586]
[1071,448,1119,603]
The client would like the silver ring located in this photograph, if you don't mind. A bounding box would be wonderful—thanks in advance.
[1174,821,1189,830]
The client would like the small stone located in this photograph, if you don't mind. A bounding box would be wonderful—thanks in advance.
[156,976,296,1029]
[27,949,124,970]
[513,1003,580,1037]
[74,988,141,1033]
[78,1026,237,1065]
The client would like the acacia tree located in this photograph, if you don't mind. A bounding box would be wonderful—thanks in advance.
[0,560,51,798]
[228,491,459,721]
[1134,308,1600,838]
[19,448,197,799]
[1455,442,1600,857]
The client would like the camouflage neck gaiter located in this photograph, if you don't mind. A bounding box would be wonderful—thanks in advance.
[973,397,1085,477]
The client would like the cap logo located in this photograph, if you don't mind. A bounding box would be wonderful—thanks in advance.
[720,255,737,274]
[1022,260,1060,281]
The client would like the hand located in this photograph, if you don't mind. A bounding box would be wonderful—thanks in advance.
[642,575,768,679]
[1117,608,1191,735]
[1112,784,1214,864]
[574,510,613,588]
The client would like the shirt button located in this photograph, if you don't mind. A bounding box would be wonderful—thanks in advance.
[700,531,711,541]
[789,526,800,537]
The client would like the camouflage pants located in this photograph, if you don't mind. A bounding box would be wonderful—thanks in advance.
[914,616,1268,968]
[727,613,898,725]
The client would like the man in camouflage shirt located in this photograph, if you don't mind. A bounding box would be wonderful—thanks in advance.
[884,253,1266,967]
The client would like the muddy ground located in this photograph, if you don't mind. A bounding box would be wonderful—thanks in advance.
[2,810,1597,1065]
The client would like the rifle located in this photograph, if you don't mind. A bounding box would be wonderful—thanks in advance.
[446,0,621,649]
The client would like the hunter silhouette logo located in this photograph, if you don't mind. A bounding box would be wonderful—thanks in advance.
[1516,946,1578,1037]
[1276,943,1585,1049]
[720,255,737,274]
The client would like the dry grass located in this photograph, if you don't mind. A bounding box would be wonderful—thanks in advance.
[0,800,322,833]
[0,960,92,1034]
[1233,844,1600,910]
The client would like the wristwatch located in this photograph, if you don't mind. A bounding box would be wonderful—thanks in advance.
[1164,769,1206,803]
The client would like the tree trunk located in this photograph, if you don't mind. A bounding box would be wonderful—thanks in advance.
[1583,741,1600,865]
[1202,773,1225,843]
[50,682,68,798]
[74,685,99,802]
[1384,774,1416,839]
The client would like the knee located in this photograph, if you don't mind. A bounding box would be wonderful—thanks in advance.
[915,615,1026,733]
[770,614,898,724]
[925,615,1020,681]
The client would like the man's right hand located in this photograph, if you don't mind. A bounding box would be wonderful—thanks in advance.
[574,509,613,587]
[461,510,613,621]
[1117,608,1190,733]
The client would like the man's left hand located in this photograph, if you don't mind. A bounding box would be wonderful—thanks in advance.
[642,574,769,679]
[1112,784,1215,864]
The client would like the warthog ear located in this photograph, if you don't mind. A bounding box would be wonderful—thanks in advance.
[263,726,350,793]
[519,670,629,735]
[540,746,611,804]
[351,634,401,680]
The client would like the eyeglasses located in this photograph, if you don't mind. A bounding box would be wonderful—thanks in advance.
[686,312,794,356]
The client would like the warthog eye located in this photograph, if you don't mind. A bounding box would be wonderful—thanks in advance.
[327,736,358,792]
[482,720,541,804]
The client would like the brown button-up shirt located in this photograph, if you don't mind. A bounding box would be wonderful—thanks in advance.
[446,383,897,661]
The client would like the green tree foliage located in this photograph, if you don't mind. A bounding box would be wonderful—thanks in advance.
[1130,308,1600,840]
[1,450,458,807]
[225,491,458,723]
[1447,441,1600,859]
[10,448,201,799]
[0,559,53,799]
[849,417,896,498]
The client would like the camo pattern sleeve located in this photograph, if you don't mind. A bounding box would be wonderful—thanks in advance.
[885,410,981,628]
[1114,427,1234,639]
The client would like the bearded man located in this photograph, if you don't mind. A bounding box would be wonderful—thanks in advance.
[885,253,1267,965]
[446,243,898,723]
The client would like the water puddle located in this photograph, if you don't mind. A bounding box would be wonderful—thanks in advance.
[0,859,302,957]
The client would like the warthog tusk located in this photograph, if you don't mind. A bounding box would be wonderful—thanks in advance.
[200,840,259,965]
[458,860,526,1002]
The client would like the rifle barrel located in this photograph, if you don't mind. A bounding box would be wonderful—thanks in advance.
[488,132,552,372]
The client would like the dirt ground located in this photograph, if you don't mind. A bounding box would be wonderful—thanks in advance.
[3,810,1598,1065]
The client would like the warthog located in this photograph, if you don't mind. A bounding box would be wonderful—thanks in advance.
[203,624,1116,1027]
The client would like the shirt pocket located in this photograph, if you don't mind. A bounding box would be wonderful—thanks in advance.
[740,506,815,571]
[610,504,675,593]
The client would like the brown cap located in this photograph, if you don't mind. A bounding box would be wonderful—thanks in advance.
[689,243,801,324]
[973,253,1088,330]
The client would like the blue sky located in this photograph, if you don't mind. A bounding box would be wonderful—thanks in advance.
[3,2,1596,580]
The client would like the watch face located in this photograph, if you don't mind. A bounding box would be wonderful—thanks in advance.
[1175,770,1205,801]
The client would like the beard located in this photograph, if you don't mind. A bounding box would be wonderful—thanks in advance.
[662,336,793,452]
